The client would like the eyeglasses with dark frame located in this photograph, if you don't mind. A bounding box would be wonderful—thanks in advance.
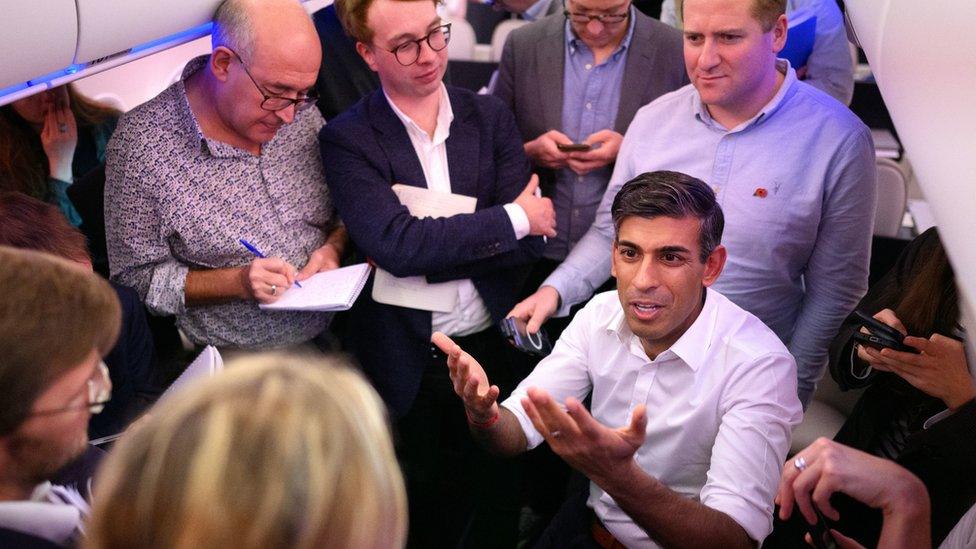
[228,49,319,112]
[385,23,452,67]
[562,0,631,25]
[29,361,112,417]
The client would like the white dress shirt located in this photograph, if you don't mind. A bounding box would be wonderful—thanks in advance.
[384,84,529,337]
[0,482,90,545]
[502,288,803,546]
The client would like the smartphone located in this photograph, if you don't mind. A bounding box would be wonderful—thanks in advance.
[853,309,914,353]
[556,142,592,152]
[500,317,553,357]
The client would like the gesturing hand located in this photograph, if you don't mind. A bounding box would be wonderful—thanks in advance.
[432,332,500,424]
[521,387,647,486]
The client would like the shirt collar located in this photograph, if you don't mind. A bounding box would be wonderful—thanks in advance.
[605,287,719,371]
[565,5,637,61]
[693,59,798,132]
[384,83,454,146]
[0,483,83,545]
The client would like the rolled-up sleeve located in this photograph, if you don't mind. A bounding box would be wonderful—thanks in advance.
[700,352,803,543]
[105,133,188,316]
[788,127,876,406]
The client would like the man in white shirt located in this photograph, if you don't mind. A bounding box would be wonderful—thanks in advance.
[0,247,120,547]
[434,171,803,547]
[320,0,557,546]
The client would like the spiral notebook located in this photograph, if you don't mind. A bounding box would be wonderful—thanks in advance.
[259,263,372,312]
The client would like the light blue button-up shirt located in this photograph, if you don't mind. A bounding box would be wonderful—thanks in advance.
[543,64,877,406]
[546,11,635,260]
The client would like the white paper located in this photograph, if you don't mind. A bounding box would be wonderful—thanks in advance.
[372,185,477,312]
[160,345,223,402]
[259,263,372,312]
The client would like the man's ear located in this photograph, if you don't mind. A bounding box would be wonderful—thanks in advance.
[210,46,235,82]
[770,14,788,53]
[701,244,726,287]
[356,41,379,72]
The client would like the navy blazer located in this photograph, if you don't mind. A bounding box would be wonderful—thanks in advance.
[320,86,544,418]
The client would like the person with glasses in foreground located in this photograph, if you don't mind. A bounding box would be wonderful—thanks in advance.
[0,246,120,548]
[105,0,347,351]
[320,0,555,545]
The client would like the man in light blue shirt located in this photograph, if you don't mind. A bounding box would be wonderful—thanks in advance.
[511,0,876,407]
[661,0,855,105]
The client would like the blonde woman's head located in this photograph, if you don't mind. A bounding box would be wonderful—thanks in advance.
[86,353,406,549]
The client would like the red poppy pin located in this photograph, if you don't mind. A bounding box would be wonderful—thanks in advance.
[753,187,768,198]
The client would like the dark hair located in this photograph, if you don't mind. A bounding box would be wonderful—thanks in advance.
[892,230,959,337]
[611,170,724,262]
[0,191,91,263]
[0,85,119,200]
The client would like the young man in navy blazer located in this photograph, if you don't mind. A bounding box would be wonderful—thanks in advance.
[320,0,556,546]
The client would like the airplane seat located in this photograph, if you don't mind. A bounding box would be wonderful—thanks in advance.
[874,157,909,237]
[790,371,865,455]
[447,18,477,61]
[490,19,528,62]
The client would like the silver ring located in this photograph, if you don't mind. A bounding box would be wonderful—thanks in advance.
[794,456,807,471]
[270,284,278,296]
[58,123,67,133]
[550,430,562,439]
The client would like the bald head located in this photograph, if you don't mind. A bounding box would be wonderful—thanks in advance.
[212,0,321,66]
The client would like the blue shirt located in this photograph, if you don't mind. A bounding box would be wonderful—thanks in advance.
[544,64,877,406]
[547,10,635,260]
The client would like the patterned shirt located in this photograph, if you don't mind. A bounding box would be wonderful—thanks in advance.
[105,56,335,349]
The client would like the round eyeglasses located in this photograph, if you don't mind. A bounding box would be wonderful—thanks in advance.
[30,361,112,417]
[386,24,452,67]
[230,50,319,112]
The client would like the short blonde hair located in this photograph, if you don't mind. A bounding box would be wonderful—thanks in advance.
[0,246,119,435]
[86,353,407,549]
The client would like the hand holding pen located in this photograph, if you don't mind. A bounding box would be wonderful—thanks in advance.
[238,239,301,304]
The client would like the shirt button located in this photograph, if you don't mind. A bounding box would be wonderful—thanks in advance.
[585,63,592,70]
[586,102,593,110]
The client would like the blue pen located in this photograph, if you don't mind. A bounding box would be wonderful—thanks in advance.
[238,239,302,288]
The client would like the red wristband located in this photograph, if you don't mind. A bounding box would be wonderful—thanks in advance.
[466,409,500,429]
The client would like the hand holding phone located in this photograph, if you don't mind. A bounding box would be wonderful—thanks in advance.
[500,317,553,357]
[853,309,915,353]
[556,142,592,152]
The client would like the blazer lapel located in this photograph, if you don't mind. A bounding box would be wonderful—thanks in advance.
[444,89,480,198]
[367,91,428,190]
[537,18,566,132]
[614,14,658,132]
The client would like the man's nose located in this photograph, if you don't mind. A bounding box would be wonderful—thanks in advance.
[275,103,296,124]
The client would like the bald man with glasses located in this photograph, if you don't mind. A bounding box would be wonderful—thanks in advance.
[319,0,555,545]
[106,0,347,351]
